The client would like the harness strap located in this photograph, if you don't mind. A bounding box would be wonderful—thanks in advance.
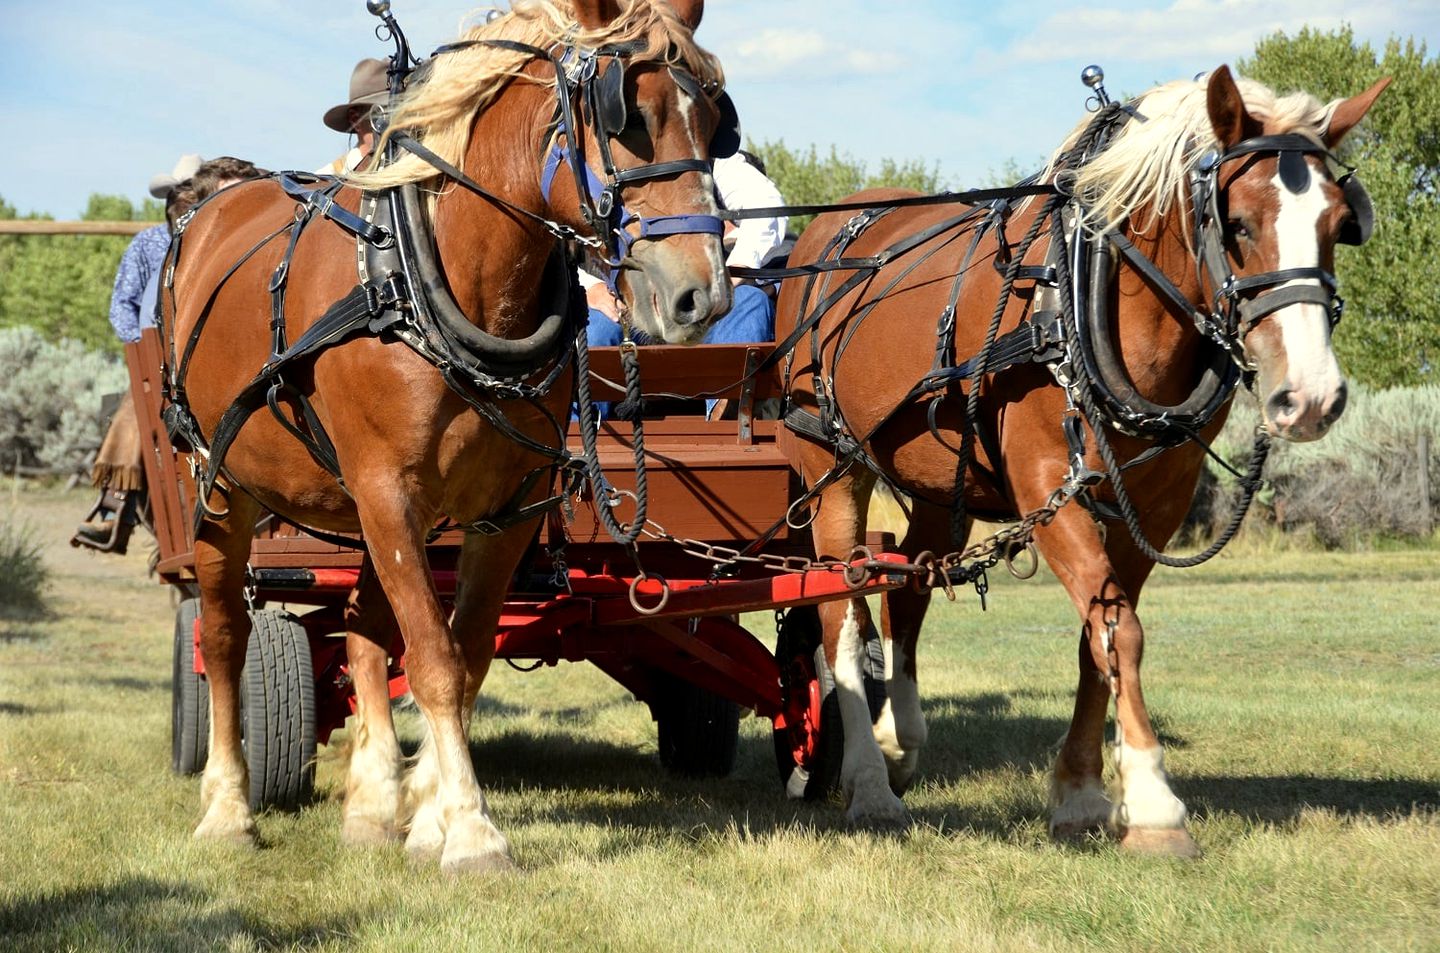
[192,282,392,526]
[279,173,394,248]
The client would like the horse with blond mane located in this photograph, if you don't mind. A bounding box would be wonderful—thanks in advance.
[774,66,1388,855]
[163,0,733,872]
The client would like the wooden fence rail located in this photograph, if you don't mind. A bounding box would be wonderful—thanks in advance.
[0,221,151,236]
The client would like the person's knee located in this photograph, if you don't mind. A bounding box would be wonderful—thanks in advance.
[703,284,775,344]
[586,309,623,347]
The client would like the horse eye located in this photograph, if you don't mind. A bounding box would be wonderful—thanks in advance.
[1227,219,1250,240]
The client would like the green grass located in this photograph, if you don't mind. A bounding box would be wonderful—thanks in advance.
[2,486,1438,952]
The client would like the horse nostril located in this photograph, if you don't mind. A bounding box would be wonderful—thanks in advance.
[672,286,710,327]
[1324,382,1348,425]
[1265,388,1298,425]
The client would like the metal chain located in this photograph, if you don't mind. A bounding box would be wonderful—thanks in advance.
[628,478,1080,594]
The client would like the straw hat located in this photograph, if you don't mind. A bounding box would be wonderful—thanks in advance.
[323,58,391,132]
[148,154,204,198]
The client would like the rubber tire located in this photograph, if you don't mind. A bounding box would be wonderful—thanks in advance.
[772,604,887,800]
[171,597,209,775]
[241,609,317,811]
[654,668,741,779]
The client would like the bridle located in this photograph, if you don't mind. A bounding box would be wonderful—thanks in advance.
[1188,132,1371,363]
[425,35,739,294]
[1071,116,1373,436]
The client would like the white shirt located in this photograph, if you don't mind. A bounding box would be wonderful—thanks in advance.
[713,153,787,270]
[314,147,365,177]
[577,153,787,293]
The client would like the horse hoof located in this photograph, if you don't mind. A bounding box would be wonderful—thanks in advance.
[342,816,400,847]
[845,798,913,833]
[404,831,444,865]
[1119,826,1201,859]
[193,817,258,847]
[1050,817,1111,843]
[440,847,516,876]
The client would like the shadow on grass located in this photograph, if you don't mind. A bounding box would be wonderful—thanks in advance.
[456,687,1440,845]
[0,624,48,644]
[0,878,353,952]
[1179,774,1440,822]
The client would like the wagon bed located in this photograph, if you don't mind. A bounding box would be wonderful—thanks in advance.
[129,328,904,804]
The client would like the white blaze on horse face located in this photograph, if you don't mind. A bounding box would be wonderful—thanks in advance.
[1267,162,1345,404]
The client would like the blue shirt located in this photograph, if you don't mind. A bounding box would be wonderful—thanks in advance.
[108,224,171,343]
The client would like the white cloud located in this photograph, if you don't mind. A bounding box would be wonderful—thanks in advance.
[1004,0,1435,65]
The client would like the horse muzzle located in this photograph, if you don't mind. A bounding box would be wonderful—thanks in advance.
[1262,378,1347,442]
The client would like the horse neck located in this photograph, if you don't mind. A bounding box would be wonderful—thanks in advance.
[429,83,555,337]
[1111,205,1211,403]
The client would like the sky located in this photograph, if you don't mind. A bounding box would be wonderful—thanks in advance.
[3,0,1436,220]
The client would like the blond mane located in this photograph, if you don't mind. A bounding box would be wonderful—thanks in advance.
[348,0,723,192]
[1048,72,1340,237]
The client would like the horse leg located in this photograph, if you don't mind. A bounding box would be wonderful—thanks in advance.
[810,468,910,828]
[403,523,530,869]
[355,493,511,874]
[1035,508,1196,856]
[340,557,404,845]
[873,499,954,795]
[193,489,263,845]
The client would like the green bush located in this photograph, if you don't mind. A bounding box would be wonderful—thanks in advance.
[1194,385,1440,547]
[0,515,48,618]
[0,326,128,477]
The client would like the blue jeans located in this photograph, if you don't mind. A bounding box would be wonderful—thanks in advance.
[583,284,775,416]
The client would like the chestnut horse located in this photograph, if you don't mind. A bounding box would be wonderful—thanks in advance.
[164,0,731,872]
[774,67,1388,855]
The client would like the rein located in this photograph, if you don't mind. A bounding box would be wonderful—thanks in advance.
[162,21,731,548]
[753,99,1367,577]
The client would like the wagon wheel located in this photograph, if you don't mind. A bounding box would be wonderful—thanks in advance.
[241,609,317,811]
[653,664,741,779]
[171,597,209,775]
[771,604,887,800]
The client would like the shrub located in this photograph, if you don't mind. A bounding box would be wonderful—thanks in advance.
[0,515,48,618]
[0,326,128,478]
[1191,385,1440,547]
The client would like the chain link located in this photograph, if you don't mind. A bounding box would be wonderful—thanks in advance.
[626,486,1075,593]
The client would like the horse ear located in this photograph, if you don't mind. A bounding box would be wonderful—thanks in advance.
[664,0,704,29]
[1206,65,1262,148]
[571,0,625,30]
[1323,77,1391,148]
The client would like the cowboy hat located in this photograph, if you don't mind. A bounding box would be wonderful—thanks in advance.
[323,58,391,132]
[148,153,203,198]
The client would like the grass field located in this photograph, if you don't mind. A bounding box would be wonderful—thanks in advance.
[2,485,1438,952]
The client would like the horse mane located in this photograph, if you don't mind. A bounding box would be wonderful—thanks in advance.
[1049,72,1340,238]
[348,0,723,192]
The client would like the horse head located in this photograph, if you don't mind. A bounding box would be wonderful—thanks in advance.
[544,0,734,343]
[1203,66,1389,441]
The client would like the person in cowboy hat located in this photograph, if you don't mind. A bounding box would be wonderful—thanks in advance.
[317,58,390,176]
[73,153,202,553]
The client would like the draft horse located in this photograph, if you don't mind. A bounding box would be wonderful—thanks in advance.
[163,0,734,872]
[774,66,1388,855]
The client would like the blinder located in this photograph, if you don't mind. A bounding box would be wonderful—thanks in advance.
[1338,173,1373,246]
[711,90,741,159]
[592,56,627,139]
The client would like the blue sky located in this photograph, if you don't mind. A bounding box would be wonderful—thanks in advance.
[3,0,1435,219]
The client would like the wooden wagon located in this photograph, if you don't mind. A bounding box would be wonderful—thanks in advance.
[125,329,907,809]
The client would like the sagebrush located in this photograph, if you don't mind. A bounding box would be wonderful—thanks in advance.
[0,515,47,618]
[1193,384,1439,546]
[0,327,127,477]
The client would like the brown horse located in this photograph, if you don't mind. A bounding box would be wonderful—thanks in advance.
[165,0,731,872]
[774,66,1388,855]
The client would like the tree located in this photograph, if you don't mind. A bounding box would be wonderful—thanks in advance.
[0,193,162,355]
[1239,28,1440,388]
[745,140,942,233]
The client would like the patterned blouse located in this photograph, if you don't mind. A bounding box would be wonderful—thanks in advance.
[108,224,171,343]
